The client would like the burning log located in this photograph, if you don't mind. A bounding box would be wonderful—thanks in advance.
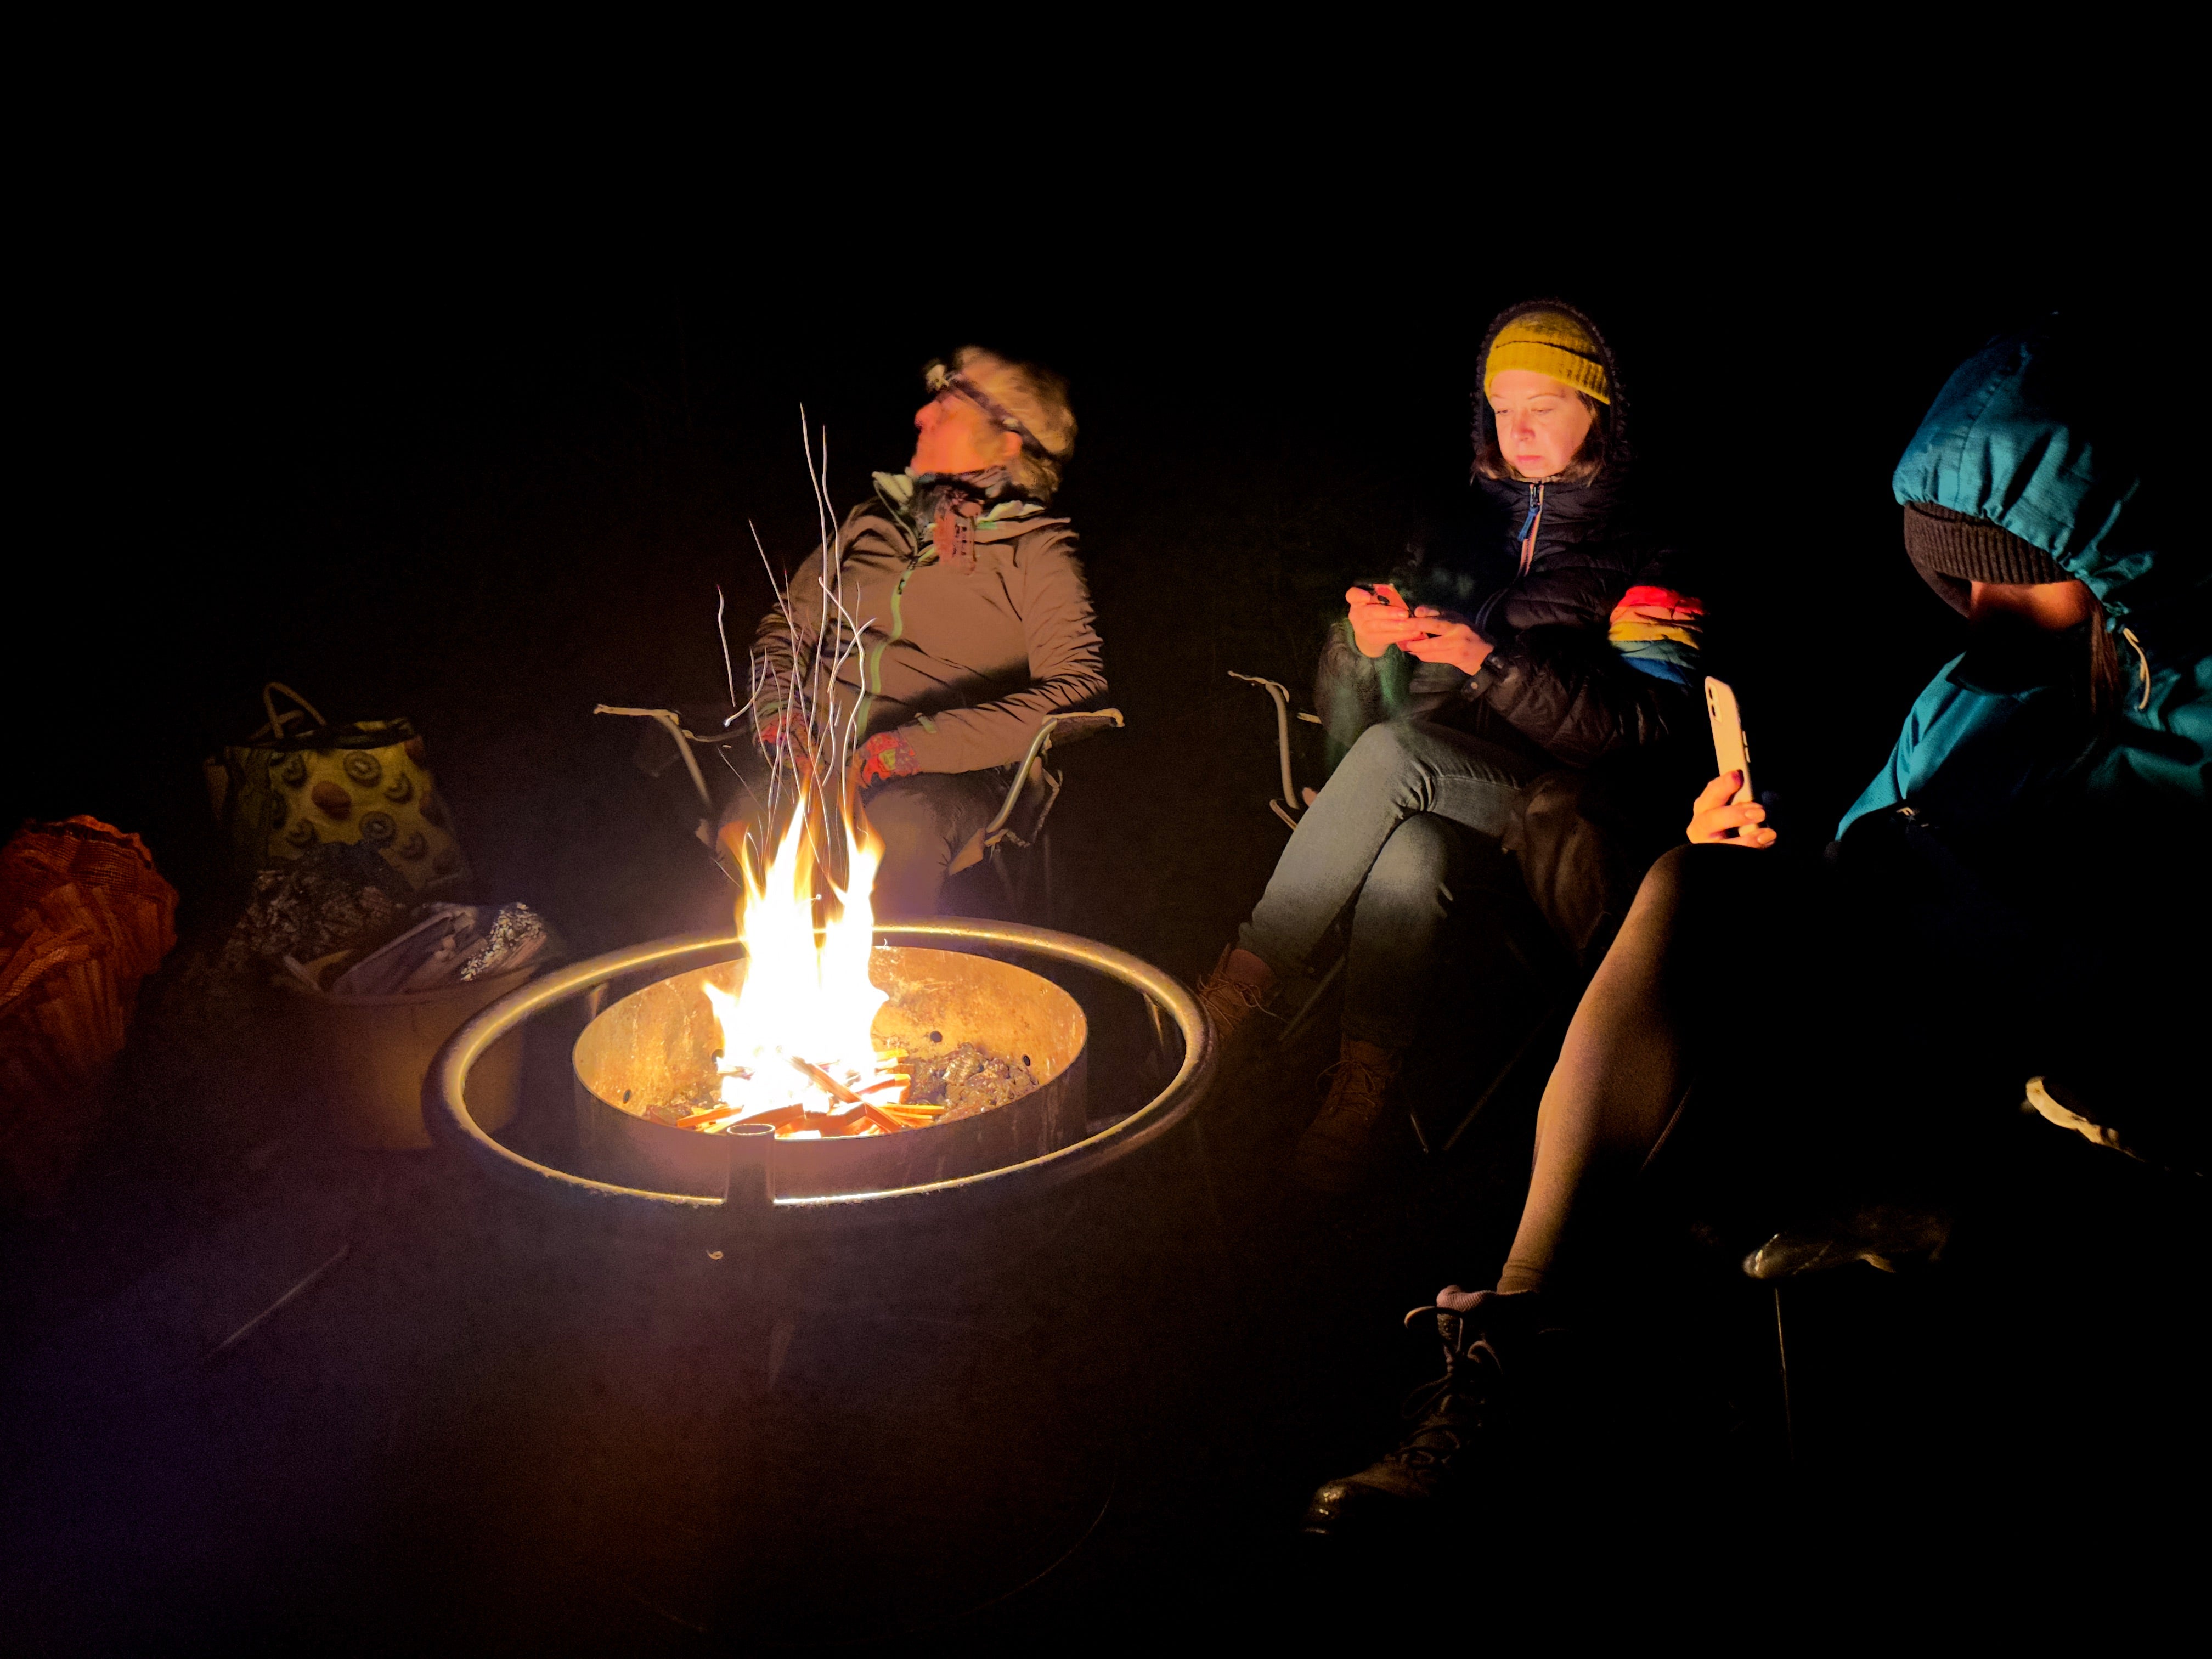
[674,1105,746,1131]
[634,1042,1028,1136]
[571,944,1090,1200]
[787,1053,861,1105]
[658,1040,1037,1141]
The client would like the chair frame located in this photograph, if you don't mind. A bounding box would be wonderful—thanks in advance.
[949,708,1125,919]
[1226,673,1339,1042]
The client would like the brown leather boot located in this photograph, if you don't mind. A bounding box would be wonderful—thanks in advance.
[1193,945,1278,1047]
[1293,1036,1407,1192]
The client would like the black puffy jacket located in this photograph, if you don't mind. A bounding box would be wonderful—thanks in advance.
[1316,300,1706,772]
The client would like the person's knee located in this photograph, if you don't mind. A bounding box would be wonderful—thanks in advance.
[866,777,989,919]
[868,776,1000,871]
[1367,812,1459,898]
[1639,842,1694,902]
[1651,839,1775,911]
[862,780,960,859]
[1622,842,1700,928]
[1340,717,1426,785]
[1621,840,1777,964]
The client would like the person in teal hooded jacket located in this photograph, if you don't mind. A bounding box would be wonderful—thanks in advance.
[1296,316,2208,1539]
[1847,320,2205,837]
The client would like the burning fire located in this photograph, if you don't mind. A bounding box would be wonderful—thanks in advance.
[669,413,957,1139]
[686,785,941,1139]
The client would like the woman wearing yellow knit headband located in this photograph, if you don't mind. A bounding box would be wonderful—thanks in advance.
[1196,298,1708,1190]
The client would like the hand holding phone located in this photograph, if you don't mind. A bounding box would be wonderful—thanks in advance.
[1345,583,1424,658]
[1705,677,1752,805]
[1689,676,1773,846]
[1400,607,1494,675]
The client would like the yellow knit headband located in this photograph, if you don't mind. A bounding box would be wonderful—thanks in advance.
[1483,309,1610,405]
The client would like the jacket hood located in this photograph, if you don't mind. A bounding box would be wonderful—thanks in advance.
[1472,297,1631,514]
[1891,317,2187,624]
[1890,316,2207,801]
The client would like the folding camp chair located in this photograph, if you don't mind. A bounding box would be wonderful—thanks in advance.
[598,703,1124,926]
[1227,672,1339,1046]
[596,703,751,848]
[944,708,1125,921]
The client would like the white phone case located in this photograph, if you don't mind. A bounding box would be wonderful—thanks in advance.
[1705,676,1752,806]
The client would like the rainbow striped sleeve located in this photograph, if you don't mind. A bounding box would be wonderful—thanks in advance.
[1607,584,1704,689]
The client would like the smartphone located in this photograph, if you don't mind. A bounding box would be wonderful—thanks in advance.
[1704,676,1753,807]
[1357,582,1407,612]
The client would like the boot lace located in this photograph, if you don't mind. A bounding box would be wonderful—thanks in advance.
[1314,1054,1396,1124]
[1194,968,1271,1038]
[1376,1312,1506,1473]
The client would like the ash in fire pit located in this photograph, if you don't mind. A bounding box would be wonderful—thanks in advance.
[642,1089,715,1126]
[903,1042,1037,1123]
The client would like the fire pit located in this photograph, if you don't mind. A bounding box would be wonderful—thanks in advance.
[425,919,1212,1228]
[432,753,1206,1220]
[572,945,1088,1199]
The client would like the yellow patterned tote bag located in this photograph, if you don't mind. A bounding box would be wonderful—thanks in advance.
[204,684,471,895]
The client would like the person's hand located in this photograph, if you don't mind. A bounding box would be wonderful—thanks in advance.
[1346,583,1427,659]
[1685,771,1774,847]
[849,729,919,794]
[756,709,799,751]
[1401,607,1494,676]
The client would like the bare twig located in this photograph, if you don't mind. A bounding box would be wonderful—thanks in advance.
[714,583,736,710]
[205,1243,352,1361]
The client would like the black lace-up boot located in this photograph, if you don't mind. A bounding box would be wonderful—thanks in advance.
[1300,1289,1562,1539]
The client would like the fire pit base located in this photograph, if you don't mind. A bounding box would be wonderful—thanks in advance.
[588,1302,1116,1644]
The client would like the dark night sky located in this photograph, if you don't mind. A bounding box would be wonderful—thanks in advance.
[12,155,2174,943]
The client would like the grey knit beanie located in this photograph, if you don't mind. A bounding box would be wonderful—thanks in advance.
[1901,501,2069,614]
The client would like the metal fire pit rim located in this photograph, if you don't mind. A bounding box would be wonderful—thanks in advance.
[424,918,1215,1226]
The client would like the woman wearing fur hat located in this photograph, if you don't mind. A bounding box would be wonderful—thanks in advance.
[721,347,1103,918]
[1196,301,1708,1190]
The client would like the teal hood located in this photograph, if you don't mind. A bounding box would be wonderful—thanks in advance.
[1842,317,2208,837]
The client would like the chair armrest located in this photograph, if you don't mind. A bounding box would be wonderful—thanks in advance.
[1228,673,1301,823]
[594,706,715,811]
[981,709,1126,842]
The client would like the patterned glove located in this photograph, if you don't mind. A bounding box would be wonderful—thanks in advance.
[853,730,920,791]
[755,709,799,752]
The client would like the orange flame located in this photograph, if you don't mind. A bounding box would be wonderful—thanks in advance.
[700,782,894,1135]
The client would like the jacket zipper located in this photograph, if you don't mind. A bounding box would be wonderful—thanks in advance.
[1516,481,1546,576]
[854,550,919,740]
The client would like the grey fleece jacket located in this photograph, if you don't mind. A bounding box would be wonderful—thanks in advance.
[752,473,1107,774]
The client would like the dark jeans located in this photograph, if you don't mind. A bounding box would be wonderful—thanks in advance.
[1238,718,1539,1048]
[717,747,1005,922]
